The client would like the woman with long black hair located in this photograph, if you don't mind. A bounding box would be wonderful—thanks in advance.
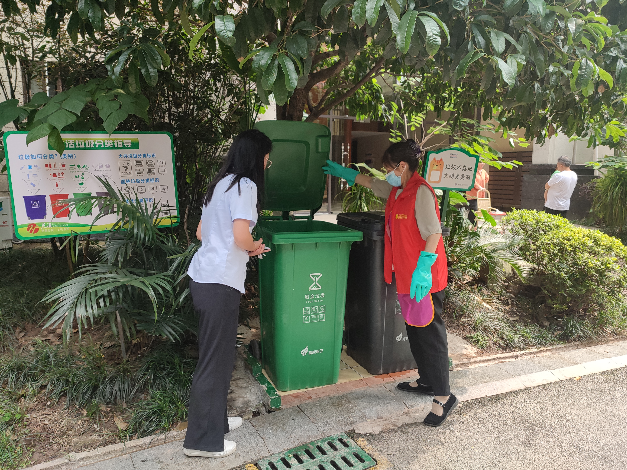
[323,140,456,427]
[184,129,273,458]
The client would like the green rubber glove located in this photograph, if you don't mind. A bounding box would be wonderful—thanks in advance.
[322,159,359,187]
[410,252,438,301]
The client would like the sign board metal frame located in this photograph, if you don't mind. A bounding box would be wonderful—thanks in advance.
[3,131,179,240]
[422,147,479,192]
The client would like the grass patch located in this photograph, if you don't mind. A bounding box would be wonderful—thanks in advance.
[445,282,627,352]
[0,389,30,469]
[444,284,559,351]
[0,341,196,438]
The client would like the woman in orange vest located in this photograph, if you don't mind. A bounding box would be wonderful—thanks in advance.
[323,140,457,427]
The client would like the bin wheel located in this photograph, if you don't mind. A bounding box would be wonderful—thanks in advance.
[249,339,261,361]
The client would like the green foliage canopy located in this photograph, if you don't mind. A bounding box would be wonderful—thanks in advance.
[1,0,627,152]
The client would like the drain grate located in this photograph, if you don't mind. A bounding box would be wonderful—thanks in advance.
[256,433,376,470]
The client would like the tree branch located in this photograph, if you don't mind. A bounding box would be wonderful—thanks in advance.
[307,56,386,121]
[312,50,340,66]
[305,57,350,89]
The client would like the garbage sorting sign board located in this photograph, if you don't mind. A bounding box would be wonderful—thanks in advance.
[3,131,179,240]
[423,147,479,191]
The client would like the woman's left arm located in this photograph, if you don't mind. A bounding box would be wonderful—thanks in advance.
[196,221,202,241]
[424,233,441,253]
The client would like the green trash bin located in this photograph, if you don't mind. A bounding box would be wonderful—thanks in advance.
[254,121,362,392]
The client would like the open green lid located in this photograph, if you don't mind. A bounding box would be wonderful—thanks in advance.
[254,121,330,213]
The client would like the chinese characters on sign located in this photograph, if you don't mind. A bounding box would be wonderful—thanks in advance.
[4,132,178,240]
[423,148,479,191]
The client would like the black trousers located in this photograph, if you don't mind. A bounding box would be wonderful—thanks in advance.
[544,207,568,217]
[184,280,241,452]
[467,198,478,225]
[405,289,450,396]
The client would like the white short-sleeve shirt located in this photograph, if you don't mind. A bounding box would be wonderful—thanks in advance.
[187,175,258,293]
[545,170,578,211]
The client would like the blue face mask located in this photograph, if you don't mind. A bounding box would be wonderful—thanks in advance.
[385,165,403,187]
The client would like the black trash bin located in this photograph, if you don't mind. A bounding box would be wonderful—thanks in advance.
[337,212,416,375]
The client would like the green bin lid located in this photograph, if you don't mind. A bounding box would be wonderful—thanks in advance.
[254,121,330,213]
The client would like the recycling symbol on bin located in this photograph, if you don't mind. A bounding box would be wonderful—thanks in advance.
[309,273,322,291]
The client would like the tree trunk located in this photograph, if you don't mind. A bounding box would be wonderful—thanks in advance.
[275,88,309,121]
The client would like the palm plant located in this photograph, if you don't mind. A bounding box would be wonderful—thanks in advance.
[42,178,198,357]
[341,163,386,212]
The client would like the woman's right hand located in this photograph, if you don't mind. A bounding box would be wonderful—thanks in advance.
[248,239,266,257]
[322,160,359,186]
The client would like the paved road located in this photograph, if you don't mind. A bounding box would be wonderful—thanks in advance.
[357,366,627,470]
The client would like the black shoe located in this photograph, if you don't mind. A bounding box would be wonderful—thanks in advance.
[396,380,434,395]
[423,394,458,427]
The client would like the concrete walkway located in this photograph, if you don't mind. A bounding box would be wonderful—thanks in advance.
[26,339,627,470]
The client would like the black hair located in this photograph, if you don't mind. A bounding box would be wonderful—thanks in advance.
[202,129,273,211]
[382,139,423,173]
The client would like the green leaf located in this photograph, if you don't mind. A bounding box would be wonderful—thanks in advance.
[417,15,441,56]
[286,35,308,59]
[278,54,298,91]
[366,0,384,26]
[26,123,54,146]
[397,10,418,54]
[34,102,61,121]
[0,99,21,127]
[97,98,121,122]
[47,128,65,155]
[495,57,516,86]
[480,209,497,226]
[321,0,343,19]
[252,44,277,71]
[418,11,449,44]
[455,50,484,79]
[384,2,400,34]
[67,11,80,44]
[575,58,595,90]
[448,190,468,205]
[262,57,279,90]
[103,109,129,134]
[489,29,505,55]
[352,0,367,27]
[61,92,90,115]
[503,0,523,17]
[272,69,288,105]
[188,22,213,59]
[597,66,613,89]
[47,108,78,131]
[215,15,236,46]
[138,48,159,86]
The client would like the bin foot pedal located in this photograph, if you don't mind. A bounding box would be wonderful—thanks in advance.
[245,347,282,410]
[256,433,376,470]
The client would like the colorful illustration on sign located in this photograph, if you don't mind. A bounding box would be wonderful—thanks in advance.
[4,132,178,240]
[49,194,70,218]
[23,195,47,220]
[426,158,444,184]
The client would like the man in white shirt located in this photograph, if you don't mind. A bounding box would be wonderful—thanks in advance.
[544,155,578,217]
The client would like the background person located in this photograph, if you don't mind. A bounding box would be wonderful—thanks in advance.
[184,129,272,458]
[466,162,489,225]
[323,140,457,427]
[544,155,577,217]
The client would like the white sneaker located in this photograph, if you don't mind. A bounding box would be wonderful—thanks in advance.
[228,416,243,432]
[183,440,236,458]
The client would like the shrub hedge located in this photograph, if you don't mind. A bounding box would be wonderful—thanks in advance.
[503,210,627,313]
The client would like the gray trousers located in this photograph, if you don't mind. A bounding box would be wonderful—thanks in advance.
[405,289,451,396]
[184,280,241,452]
